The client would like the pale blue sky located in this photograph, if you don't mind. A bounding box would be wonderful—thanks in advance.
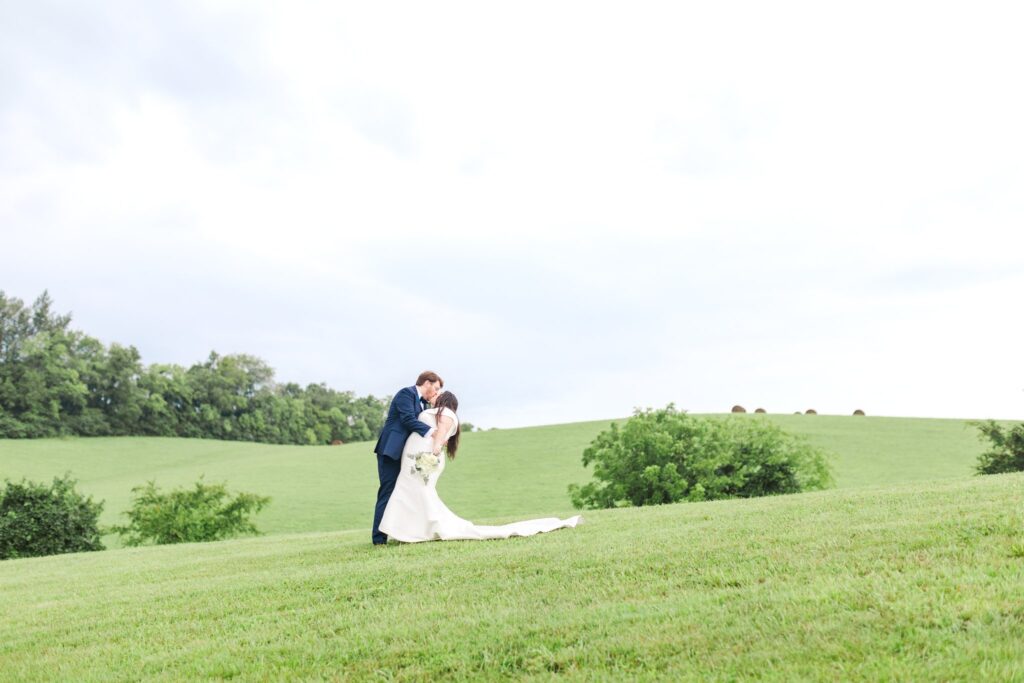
[2,1,1023,427]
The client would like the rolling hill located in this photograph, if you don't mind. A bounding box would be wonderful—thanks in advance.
[0,415,993,546]
[1,472,1021,680]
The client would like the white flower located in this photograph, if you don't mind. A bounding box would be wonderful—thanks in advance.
[407,451,441,485]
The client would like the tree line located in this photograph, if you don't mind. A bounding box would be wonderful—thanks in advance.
[0,290,388,444]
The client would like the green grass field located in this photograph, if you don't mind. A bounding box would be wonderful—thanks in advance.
[1,473,1021,680]
[2,414,1022,680]
[0,415,992,547]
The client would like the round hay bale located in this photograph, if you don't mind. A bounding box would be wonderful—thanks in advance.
[731,405,747,413]
[754,408,766,414]
[853,409,865,416]
[805,409,817,415]
[330,439,344,446]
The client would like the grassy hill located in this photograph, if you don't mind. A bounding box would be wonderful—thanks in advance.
[1,473,1021,680]
[0,415,994,547]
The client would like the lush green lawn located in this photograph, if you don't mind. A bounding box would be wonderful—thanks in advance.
[1,473,1021,680]
[754,414,987,489]
[0,415,995,547]
[0,420,604,547]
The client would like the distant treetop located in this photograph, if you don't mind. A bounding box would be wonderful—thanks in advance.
[0,289,387,445]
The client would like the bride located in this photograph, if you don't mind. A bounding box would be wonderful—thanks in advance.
[379,391,582,543]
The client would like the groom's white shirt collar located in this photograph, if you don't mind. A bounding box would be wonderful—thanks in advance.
[413,385,436,437]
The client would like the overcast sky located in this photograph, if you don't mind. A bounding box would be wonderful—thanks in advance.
[2,1,1022,428]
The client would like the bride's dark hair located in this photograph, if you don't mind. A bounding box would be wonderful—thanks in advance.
[434,391,460,459]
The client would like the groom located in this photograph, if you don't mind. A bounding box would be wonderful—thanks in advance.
[371,371,443,545]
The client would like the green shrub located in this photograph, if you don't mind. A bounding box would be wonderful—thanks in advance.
[0,475,105,560]
[569,405,833,509]
[111,479,271,546]
[974,420,1024,475]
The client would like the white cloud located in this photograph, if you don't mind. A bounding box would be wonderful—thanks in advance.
[2,1,1023,427]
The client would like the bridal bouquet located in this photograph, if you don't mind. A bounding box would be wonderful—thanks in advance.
[407,451,440,485]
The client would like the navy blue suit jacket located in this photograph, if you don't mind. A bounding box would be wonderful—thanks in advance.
[374,386,432,460]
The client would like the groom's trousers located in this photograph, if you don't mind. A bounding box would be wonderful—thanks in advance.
[372,452,401,544]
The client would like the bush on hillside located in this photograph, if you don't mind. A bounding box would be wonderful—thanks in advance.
[974,420,1024,475]
[0,475,105,560]
[568,405,833,509]
[111,479,271,546]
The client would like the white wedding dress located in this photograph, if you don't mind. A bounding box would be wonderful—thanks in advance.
[379,407,582,543]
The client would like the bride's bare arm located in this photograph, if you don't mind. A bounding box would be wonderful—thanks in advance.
[431,414,454,455]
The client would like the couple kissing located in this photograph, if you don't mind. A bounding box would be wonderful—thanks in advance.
[371,371,581,545]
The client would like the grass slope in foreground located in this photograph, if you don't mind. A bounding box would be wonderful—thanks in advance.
[2,473,1022,681]
[0,415,991,546]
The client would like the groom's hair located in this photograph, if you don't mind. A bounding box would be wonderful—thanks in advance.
[416,371,443,387]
